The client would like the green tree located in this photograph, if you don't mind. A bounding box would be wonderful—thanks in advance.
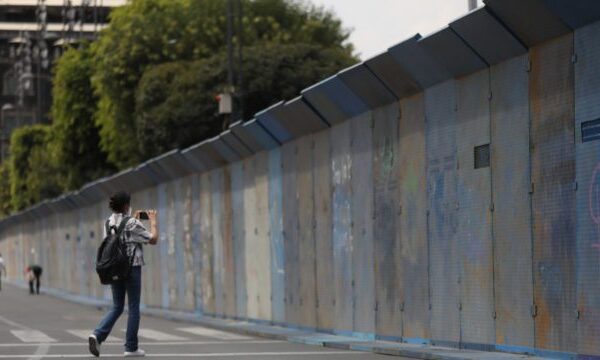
[50,44,113,191]
[136,43,355,157]
[0,162,11,216]
[9,125,62,211]
[92,0,355,167]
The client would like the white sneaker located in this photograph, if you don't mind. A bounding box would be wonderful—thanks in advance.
[124,349,146,357]
[88,334,100,357]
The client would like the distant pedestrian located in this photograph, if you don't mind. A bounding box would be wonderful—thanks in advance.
[0,253,5,291]
[88,191,158,358]
[25,265,42,295]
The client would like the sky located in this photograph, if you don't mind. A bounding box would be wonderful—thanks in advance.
[309,0,480,60]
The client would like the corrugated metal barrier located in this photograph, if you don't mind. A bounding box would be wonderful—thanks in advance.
[2,1,600,358]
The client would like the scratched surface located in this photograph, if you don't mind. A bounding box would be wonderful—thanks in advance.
[200,172,215,314]
[456,69,495,347]
[575,21,600,356]
[530,34,576,352]
[398,93,430,341]
[373,103,401,339]
[350,112,375,336]
[313,130,335,331]
[222,166,236,318]
[331,121,354,333]
[490,54,534,349]
[175,179,188,310]
[254,151,272,321]
[268,148,286,324]
[182,176,196,310]
[425,80,460,346]
[242,157,256,320]
[210,169,225,316]
[166,181,178,308]
[157,182,170,308]
[232,160,247,319]
[297,135,317,329]
[282,141,300,326]
[190,174,203,312]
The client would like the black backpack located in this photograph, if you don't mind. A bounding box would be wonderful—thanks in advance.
[95,216,133,284]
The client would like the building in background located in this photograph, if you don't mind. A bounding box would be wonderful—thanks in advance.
[0,0,125,162]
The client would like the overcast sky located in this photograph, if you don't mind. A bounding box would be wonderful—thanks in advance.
[309,0,480,60]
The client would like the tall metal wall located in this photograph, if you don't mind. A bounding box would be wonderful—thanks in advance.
[2,2,600,358]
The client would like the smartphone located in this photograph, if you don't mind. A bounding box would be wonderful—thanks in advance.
[138,211,149,220]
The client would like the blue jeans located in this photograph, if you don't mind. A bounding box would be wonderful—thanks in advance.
[94,266,141,352]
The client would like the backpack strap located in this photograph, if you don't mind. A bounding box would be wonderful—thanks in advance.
[115,216,130,239]
[105,220,111,236]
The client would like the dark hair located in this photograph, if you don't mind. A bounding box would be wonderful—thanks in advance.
[109,191,131,213]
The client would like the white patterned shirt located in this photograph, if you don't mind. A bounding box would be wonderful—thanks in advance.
[103,213,152,266]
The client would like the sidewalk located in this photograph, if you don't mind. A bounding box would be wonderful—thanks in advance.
[8,280,548,360]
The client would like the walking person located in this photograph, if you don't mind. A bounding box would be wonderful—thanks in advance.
[25,266,35,294]
[30,265,42,294]
[88,191,158,358]
[0,253,5,291]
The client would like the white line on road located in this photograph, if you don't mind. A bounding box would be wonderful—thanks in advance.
[125,328,188,341]
[0,315,28,330]
[65,329,120,342]
[176,327,253,340]
[0,315,52,359]
[0,340,284,347]
[10,330,56,343]
[0,351,364,358]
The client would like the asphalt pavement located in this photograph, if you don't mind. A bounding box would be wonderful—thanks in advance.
[0,283,399,359]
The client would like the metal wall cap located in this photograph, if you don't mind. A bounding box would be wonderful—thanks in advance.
[255,102,291,144]
[484,0,569,47]
[388,34,451,89]
[221,129,253,158]
[418,25,487,78]
[337,62,397,109]
[241,118,280,151]
[229,120,263,154]
[153,149,194,179]
[450,7,527,65]
[301,74,368,125]
[279,96,329,134]
[543,0,600,29]
[365,50,422,99]
[212,135,243,163]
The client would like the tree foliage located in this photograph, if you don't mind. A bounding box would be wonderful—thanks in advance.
[8,125,62,211]
[92,0,355,166]
[50,44,113,190]
[136,43,355,157]
[0,162,11,216]
[0,0,357,217]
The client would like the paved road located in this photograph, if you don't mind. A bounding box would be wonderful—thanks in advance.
[0,284,399,359]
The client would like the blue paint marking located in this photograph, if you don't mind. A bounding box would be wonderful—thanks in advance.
[158,184,170,308]
[268,148,285,324]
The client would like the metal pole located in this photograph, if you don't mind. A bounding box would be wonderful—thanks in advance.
[236,0,243,120]
[468,0,477,11]
[225,0,235,128]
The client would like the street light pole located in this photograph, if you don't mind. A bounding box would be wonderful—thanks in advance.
[468,0,477,11]
[0,104,15,163]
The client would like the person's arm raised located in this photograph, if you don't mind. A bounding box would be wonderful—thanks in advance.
[146,210,159,245]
